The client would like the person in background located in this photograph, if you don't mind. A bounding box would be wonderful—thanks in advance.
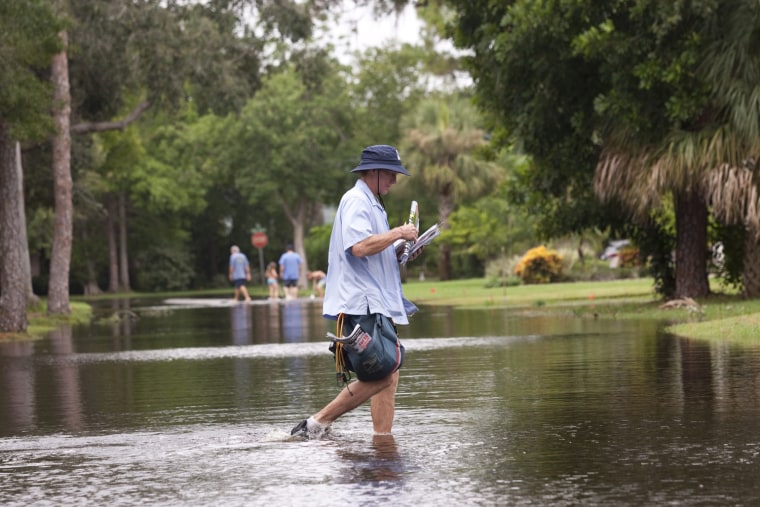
[265,261,280,300]
[279,244,303,300]
[228,245,251,302]
[291,144,421,439]
[307,270,326,299]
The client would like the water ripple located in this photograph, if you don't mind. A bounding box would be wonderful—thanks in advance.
[35,336,532,365]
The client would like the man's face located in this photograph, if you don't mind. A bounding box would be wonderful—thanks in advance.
[376,169,398,196]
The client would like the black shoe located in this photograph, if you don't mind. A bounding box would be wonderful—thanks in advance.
[291,419,308,437]
[290,418,329,439]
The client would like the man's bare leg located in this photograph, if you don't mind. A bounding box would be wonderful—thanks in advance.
[313,373,396,426]
[370,370,398,434]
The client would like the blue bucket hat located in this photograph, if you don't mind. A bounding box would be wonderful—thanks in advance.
[351,145,410,176]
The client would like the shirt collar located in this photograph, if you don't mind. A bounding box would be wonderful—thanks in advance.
[355,178,383,208]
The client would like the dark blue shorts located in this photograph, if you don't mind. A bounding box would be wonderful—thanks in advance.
[233,279,246,288]
[283,279,298,288]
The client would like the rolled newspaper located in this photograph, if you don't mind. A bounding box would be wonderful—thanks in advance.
[399,200,419,265]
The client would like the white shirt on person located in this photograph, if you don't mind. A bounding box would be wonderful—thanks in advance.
[322,178,417,325]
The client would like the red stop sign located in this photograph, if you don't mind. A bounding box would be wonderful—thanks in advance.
[251,232,268,249]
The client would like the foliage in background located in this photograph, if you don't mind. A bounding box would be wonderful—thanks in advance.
[134,245,195,292]
[15,0,729,303]
[445,0,627,243]
[0,0,62,140]
[399,93,504,279]
[710,221,745,292]
[445,150,536,268]
[444,0,760,300]
[221,59,357,279]
[350,45,429,147]
[627,210,676,298]
[304,224,332,273]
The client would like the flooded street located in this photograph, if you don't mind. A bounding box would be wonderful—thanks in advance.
[2,297,760,505]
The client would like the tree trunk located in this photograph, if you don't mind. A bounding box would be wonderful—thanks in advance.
[118,191,130,291]
[283,199,309,289]
[48,31,73,315]
[674,187,710,298]
[742,224,760,297]
[15,142,40,307]
[106,198,119,293]
[0,120,29,333]
[438,191,454,281]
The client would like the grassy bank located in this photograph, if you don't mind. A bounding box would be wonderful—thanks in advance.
[0,301,93,341]
[401,277,759,344]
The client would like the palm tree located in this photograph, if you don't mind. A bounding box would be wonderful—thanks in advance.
[400,96,503,280]
[596,1,760,299]
[595,129,732,299]
[702,2,760,297]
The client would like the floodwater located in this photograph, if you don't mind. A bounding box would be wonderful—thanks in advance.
[2,296,760,506]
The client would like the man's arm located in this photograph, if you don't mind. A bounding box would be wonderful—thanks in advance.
[350,223,418,258]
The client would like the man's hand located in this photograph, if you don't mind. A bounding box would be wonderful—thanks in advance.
[396,223,418,242]
[352,223,418,258]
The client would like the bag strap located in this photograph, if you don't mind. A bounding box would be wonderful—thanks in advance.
[334,313,352,390]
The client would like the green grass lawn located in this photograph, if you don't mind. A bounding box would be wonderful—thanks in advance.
[400,277,656,308]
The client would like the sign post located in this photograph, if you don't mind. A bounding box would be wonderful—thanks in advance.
[250,225,268,285]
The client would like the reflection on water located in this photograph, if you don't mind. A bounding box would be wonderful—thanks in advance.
[337,434,406,484]
[0,341,35,432]
[47,326,84,432]
[1,297,760,505]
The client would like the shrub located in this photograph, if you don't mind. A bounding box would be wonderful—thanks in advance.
[514,245,563,284]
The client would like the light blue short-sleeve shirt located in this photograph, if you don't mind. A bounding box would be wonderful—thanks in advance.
[278,251,302,280]
[322,179,416,325]
[229,252,249,280]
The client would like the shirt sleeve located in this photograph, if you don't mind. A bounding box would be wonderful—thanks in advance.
[341,194,374,254]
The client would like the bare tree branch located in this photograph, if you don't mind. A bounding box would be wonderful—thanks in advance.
[71,100,151,134]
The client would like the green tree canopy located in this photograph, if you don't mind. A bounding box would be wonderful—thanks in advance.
[221,57,357,280]
[447,0,760,297]
[0,0,62,140]
[399,94,504,279]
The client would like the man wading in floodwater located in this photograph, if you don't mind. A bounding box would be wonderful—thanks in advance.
[291,145,423,439]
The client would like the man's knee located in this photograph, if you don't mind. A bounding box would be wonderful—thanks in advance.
[381,370,399,390]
